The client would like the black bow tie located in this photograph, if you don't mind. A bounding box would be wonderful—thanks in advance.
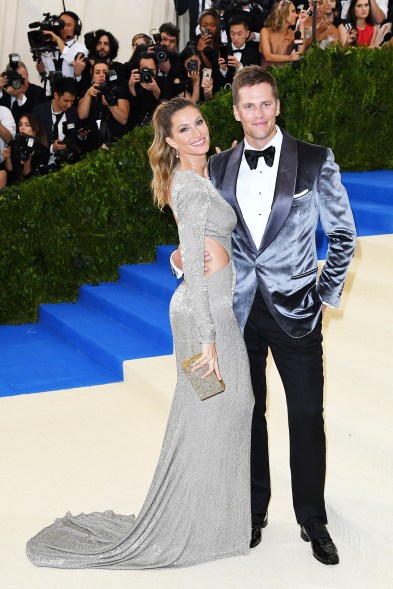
[244,146,275,170]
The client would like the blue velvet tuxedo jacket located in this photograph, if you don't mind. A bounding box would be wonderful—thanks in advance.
[208,129,357,338]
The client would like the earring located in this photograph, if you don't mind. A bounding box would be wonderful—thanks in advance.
[175,149,179,159]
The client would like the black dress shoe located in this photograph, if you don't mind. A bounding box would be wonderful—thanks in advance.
[250,514,268,549]
[300,521,339,565]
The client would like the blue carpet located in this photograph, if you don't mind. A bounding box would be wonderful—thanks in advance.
[0,171,392,397]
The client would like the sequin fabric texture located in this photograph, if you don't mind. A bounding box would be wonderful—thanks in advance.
[26,170,254,569]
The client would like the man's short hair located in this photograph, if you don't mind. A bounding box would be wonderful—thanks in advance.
[159,22,179,41]
[232,66,279,105]
[137,51,159,71]
[228,15,250,30]
[52,76,78,97]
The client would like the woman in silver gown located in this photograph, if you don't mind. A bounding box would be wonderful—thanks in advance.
[26,97,254,569]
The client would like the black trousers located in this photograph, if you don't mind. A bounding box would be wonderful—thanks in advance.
[244,289,327,526]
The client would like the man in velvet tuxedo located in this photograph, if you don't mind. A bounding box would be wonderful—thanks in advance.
[207,66,356,565]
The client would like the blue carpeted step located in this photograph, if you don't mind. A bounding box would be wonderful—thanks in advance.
[0,323,116,396]
[39,302,170,379]
[119,262,181,304]
[79,282,172,349]
[155,244,177,267]
[343,171,393,206]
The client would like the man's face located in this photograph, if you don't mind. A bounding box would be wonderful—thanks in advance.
[159,32,177,52]
[53,91,75,112]
[60,14,76,41]
[5,65,29,94]
[96,35,111,58]
[139,58,157,77]
[233,82,280,149]
[230,24,250,48]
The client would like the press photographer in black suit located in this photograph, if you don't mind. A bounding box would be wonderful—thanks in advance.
[1,113,49,183]
[0,60,46,122]
[32,77,80,165]
[75,29,127,94]
[128,51,169,129]
[77,61,130,148]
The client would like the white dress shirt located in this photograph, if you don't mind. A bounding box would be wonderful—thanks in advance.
[0,105,16,163]
[237,127,283,249]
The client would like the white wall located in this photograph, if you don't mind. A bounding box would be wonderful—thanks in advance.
[0,0,177,84]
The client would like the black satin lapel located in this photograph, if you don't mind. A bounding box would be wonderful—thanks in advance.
[222,141,258,253]
[259,132,298,253]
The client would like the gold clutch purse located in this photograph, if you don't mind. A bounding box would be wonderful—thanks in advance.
[182,353,225,401]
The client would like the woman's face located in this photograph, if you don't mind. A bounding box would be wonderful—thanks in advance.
[200,15,219,38]
[184,55,201,73]
[325,0,336,14]
[354,0,370,18]
[92,63,109,84]
[166,106,210,159]
[18,117,36,136]
[286,4,298,27]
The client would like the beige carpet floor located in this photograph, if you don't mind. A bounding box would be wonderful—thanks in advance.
[0,235,392,589]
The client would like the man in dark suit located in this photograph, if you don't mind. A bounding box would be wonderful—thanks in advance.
[218,15,260,87]
[207,66,356,565]
[32,77,80,164]
[0,62,46,123]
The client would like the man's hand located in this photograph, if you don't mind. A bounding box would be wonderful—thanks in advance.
[215,140,238,153]
[74,53,87,77]
[0,72,8,91]
[52,139,67,152]
[172,247,212,273]
[227,55,242,70]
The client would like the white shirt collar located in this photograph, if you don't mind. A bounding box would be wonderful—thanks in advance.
[232,43,246,51]
[243,125,283,152]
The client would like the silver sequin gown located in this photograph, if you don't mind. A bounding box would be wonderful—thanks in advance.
[26,170,254,569]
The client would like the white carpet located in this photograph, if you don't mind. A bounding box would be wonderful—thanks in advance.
[0,235,392,589]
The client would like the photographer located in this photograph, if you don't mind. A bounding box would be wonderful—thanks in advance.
[77,61,130,148]
[81,29,126,87]
[218,15,260,87]
[32,76,80,166]
[1,113,49,184]
[172,45,213,102]
[128,51,164,129]
[0,105,16,188]
[0,58,46,123]
[34,11,88,95]
[222,1,269,50]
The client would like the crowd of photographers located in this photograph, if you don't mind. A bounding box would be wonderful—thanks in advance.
[0,1,392,188]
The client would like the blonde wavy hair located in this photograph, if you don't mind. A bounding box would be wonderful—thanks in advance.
[148,97,202,209]
[264,0,294,32]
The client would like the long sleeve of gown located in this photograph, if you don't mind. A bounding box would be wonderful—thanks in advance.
[171,172,216,344]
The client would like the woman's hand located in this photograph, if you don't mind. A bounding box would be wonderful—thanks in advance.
[191,343,222,380]
[87,83,100,98]
[2,146,11,159]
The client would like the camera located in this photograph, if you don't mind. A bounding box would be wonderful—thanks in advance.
[139,67,155,84]
[74,51,90,66]
[187,59,199,73]
[96,70,119,106]
[149,28,169,63]
[12,134,37,161]
[55,122,83,165]
[2,54,24,90]
[27,13,64,53]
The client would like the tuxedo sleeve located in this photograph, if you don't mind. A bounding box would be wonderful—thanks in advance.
[316,148,357,306]
[171,173,216,344]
